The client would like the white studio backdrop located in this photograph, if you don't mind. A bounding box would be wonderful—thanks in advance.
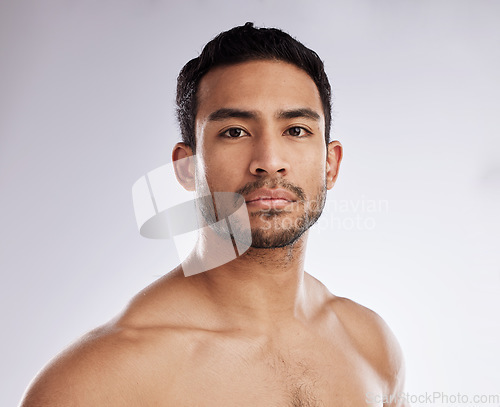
[1,0,499,405]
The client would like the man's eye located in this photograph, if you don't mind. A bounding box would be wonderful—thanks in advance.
[221,128,248,138]
[285,127,311,137]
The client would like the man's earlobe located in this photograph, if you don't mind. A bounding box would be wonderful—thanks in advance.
[172,143,196,191]
[326,140,343,190]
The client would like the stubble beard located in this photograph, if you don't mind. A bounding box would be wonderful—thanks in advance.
[196,174,327,250]
[248,182,327,249]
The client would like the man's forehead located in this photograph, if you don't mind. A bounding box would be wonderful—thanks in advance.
[196,60,324,120]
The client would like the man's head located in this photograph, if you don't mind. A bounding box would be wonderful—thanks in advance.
[172,24,342,250]
[176,22,332,153]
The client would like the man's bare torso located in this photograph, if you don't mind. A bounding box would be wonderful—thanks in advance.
[22,267,401,406]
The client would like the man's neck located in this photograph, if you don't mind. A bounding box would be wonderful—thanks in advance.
[184,231,312,331]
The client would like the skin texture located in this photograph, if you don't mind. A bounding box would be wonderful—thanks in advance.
[20,60,408,406]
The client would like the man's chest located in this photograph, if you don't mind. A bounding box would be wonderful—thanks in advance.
[154,332,386,407]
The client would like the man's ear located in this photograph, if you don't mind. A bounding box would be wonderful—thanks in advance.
[172,142,195,191]
[326,140,343,190]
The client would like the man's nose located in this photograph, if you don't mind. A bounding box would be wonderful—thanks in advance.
[248,131,290,176]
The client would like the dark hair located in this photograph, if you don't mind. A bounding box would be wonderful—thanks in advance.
[176,22,332,152]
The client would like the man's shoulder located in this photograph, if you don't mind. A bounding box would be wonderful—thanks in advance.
[20,269,205,407]
[326,296,406,395]
[19,321,181,406]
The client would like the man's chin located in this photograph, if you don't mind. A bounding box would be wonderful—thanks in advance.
[248,227,306,249]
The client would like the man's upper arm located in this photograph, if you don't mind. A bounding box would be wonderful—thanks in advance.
[331,297,408,406]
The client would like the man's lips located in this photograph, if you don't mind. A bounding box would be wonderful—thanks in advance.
[245,188,297,202]
[244,188,297,208]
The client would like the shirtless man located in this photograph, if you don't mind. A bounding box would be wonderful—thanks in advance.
[20,23,408,406]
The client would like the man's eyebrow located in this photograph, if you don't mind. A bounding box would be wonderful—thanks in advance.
[207,108,259,121]
[207,108,321,122]
[276,108,321,121]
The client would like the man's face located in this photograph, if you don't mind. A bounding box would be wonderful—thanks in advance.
[193,60,338,248]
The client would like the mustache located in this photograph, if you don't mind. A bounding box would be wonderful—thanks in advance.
[235,178,306,202]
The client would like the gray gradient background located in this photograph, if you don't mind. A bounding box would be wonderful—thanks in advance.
[1,0,499,405]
